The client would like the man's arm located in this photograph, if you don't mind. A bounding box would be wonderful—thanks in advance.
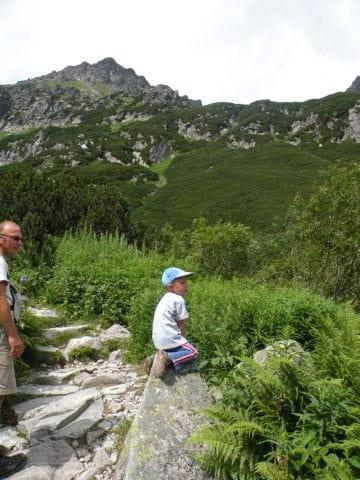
[0,282,24,358]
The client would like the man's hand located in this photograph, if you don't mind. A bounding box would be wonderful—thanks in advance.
[8,334,25,358]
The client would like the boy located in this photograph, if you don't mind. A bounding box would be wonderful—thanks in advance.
[144,267,198,378]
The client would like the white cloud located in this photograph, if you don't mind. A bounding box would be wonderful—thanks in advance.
[0,0,359,104]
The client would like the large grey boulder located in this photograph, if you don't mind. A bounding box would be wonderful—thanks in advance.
[253,339,305,366]
[64,336,103,360]
[115,370,212,480]
[100,324,129,342]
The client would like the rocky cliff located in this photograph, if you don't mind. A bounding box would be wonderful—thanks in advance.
[0,57,201,131]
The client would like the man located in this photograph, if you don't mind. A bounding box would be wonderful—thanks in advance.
[0,221,26,477]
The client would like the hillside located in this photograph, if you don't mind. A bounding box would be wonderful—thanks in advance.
[1,58,360,230]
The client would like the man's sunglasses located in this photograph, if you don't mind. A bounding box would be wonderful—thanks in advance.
[0,234,24,242]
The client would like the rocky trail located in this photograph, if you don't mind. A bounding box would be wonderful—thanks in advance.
[0,307,148,480]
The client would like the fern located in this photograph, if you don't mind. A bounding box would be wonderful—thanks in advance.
[255,462,290,480]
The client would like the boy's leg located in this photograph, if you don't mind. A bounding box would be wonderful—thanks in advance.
[143,354,155,375]
[166,343,198,373]
[151,351,169,378]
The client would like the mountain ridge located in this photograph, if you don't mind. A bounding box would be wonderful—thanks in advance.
[0,59,360,231]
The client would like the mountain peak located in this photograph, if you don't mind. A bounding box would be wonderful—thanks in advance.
[347,76,360,93]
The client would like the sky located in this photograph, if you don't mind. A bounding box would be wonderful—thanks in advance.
[1,0,359,105]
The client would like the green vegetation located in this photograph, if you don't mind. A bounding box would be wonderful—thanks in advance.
[68,345,101,362]
[40,225,360,479]
[33,163,360,478]
[139,141,330,230]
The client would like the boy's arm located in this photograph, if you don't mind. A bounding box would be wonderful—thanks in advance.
[177,319,186,336]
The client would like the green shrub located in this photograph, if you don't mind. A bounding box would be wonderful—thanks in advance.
[68,346,101,362]
[45,231,170,325]
[189,218,256,277]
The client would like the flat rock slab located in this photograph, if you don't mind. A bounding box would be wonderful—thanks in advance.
[8,440,84,480]
[34,367,83,385]
[14,396,62,420]
[43,324,89,340]
[116,371,212,480]
[17,383,79,396]
[8,465,54,480]
[17,388,101,440]
[52,397,103,440]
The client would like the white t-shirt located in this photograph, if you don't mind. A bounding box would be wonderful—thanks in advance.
[0,255,20,322]
[152,292,189,350]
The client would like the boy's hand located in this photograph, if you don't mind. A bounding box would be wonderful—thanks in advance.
[177,319,186,336]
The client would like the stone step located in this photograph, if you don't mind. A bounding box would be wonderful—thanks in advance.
[17,383,80,396]
[16,388,101,440]
[34,345,65,366]
[43,324,90,341]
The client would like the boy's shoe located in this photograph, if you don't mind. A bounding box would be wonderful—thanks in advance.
[143,355,155,375]
[151,351,169,378]
[0,453,27,478]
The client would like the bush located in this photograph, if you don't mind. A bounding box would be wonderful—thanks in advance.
[281,164,360,306]
[68,346,100,362]
[189,218,256,277]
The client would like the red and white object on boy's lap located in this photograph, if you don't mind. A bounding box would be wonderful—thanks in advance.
[143,267,198,378]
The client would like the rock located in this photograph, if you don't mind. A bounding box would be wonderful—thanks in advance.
[35,368,83,385]
[116,371,212,480]
[52,397,103,440]
[76,467,98,480]
[64,336,103,360]
[99,324,129,342]
[14,396,62,420]
[87,429,105,445]
[149,139,171,163]
[17,388,100,440]
[253,339,306,366]
[106,399,124,414]
[43,325,89,341]
[108,349,121,363]
[7,465,54,480]
[101,384,128,396]
[347,76,360,92]
[93,447,111,470]
[343,106,360,142]
[23,440,84,480]
[0,426,26,452]
[34,345,65,366]
[82,374,124,388]
[17,383,79,396]
[73,371,92,385]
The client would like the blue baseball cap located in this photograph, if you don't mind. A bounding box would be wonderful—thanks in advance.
[161,267,193,286]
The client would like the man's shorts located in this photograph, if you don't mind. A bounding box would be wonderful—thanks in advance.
[0,329,16,395]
